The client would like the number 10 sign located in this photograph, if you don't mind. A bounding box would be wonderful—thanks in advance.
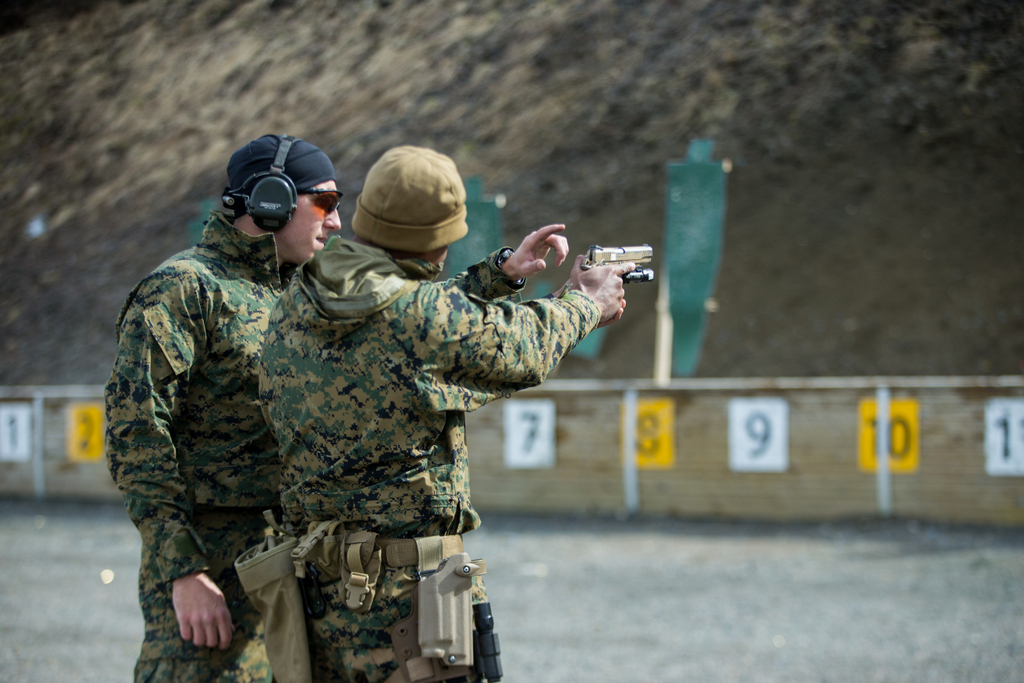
[728,398,789,472]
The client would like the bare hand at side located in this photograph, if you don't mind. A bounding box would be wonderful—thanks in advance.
[172,571,234,650]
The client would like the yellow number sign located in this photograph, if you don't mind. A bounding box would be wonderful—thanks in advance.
[858,398,919,474]
[67,402,105,462]
[636,398,675,470]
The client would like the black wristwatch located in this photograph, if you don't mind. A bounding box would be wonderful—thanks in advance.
[495,247,526,287]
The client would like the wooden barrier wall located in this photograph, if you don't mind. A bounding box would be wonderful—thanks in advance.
[466,377,1024,526]
[2,378,1024,525]
[0,386,117,501]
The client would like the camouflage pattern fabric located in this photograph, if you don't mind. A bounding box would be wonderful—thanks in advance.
[305,563,488,682]
[258,236,601,672]
[134,508,274,683]
[310,644,401,683]
[105,211,291,679]
[310,645,400,683]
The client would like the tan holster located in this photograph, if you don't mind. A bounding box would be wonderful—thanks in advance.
[390,552,487,683]
[234,532,312,683]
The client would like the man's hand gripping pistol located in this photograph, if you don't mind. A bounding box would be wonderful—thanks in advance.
[581,245,655,284]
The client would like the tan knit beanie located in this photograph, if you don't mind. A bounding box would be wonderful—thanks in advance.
[352,146,468,252]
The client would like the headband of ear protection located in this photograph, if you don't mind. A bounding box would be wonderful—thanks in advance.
[222,135,299,231]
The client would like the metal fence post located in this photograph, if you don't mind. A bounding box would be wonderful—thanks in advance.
[32,393,45,500]
[622,389,639,515]
[876,386,891,517]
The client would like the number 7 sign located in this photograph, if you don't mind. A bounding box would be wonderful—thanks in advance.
[503,399,556,469]
[728,398,789,472]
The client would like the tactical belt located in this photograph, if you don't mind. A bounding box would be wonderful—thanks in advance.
[289,522,465,615]
[291,525,464,573]
[378,535,465,570]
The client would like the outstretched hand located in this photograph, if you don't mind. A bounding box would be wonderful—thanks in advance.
[500,224,569,282]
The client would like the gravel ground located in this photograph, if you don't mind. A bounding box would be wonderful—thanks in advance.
[1,499,1022,683]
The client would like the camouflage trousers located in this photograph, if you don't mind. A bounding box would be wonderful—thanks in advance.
[307,564,486,683]
[134,507,274,683]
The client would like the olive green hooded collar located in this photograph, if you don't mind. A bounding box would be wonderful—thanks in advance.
[298,236,442,319]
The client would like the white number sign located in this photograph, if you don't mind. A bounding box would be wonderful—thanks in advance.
[728,398,789,472]
[985,399,1024,476]
[0,403,33,463]
[503,399,556,469]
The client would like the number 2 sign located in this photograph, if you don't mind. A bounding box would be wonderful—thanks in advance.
[728,398,789,472]
[67,402,105,462]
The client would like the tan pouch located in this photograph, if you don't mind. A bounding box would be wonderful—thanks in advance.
[235,534,312,683]
[293,522,384,614]
[327,529,383,613]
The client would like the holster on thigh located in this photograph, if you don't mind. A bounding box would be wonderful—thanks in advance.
[390,552,486,683]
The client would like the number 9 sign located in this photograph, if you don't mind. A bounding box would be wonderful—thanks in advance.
[728,398,789,472]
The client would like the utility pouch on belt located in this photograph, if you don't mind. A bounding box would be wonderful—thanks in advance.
[234,528,312,683]
[390,552,487,683]
[291,521,384,614]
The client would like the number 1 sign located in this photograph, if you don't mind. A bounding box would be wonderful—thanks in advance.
[728,398,789,472]
[0,403,33,463]
[503,399,556,469]
[985,399,1024,476]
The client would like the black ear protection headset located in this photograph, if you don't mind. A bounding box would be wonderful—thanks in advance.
[222,135,299,231]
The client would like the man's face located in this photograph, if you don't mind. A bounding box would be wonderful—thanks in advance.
[274,181,342,266]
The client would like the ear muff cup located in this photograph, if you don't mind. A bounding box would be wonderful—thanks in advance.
[248,173,297,231]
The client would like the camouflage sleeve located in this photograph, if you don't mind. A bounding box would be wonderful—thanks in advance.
[418,284,601,412]
[104,277,211,584]
[445,249,524,304]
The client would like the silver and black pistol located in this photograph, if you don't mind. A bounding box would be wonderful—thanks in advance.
[581,244,655,284]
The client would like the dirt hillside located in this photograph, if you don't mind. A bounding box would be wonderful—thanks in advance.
[1,0,1021,385]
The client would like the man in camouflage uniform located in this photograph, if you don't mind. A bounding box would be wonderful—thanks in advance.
[105,135,342,682]
[258,146,633,682]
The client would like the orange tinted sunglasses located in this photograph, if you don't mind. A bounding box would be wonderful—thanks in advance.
[302,188,343,215]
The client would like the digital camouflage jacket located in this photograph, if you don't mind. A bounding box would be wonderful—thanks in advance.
[105,211,289,584]
[259,237,602,536]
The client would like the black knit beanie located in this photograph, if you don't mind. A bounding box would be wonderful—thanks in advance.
[226,134,336,205]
